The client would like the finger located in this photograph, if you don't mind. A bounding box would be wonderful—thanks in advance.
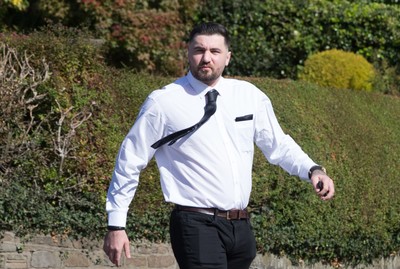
[321,184,334,200]
[104,246,121,266]
[103,242,117,264]
[314,180,327,196]
[103,245,112,261]
[124,240,131,259]
[316,181,324,192]
[325,184,335,199]
[113,249,122,266]
[321,192,332,200]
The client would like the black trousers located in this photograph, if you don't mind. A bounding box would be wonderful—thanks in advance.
[169,209,257,269]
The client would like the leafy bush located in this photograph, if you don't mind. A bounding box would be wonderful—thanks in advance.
[1,178,105,239]
[0,41,103,238]
[1,25,400,268]
[0,25,114,190]
[298,49,376,91]
[2,0,29,10]
[0,43,50,185]
[0,26,118,230]
[372,59,400,96]
[194,0,400,82]
[2,0,400,89]
[77,0,195,76]
[248,78,400,266]
[0,26,175,241]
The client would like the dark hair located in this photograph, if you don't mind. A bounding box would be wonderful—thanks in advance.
[188,22,231,49]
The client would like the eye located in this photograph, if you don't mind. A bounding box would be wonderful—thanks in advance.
[193,47,206,54]
[210,49,221,55]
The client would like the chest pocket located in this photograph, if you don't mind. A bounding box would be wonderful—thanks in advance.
[234,114,254,152]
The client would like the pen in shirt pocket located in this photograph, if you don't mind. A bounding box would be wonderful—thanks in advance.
[235,114,253,122]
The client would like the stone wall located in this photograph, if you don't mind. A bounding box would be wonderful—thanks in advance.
[1,231,399,269]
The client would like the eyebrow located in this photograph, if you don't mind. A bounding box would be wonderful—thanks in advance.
[192,45,223,52]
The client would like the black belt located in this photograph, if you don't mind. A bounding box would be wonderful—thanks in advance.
[175,205,249,220]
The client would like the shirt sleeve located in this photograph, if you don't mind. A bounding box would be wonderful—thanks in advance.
[106,96,163,227]
[254,92,316,181]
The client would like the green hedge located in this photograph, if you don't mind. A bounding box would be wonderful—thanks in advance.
[194,0,400,80]
[1,28,399,267]
[248,78,400,265]
[2,1,400,85]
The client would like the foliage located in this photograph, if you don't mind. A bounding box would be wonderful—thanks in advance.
[0,26,175,241]
[0,0,89,31]
[298,49,375,91]
[0,25,116,194]
[194,0,400,83]
[1,0,29,10]
[1,177,105,239]
[1,23,400,267]
[0,41,103,238]
[1,0,400,94]
[1,0,200,75]
[371,59,400,96]
[0,26,116,236]
[248,78,400,266]
[76,0,195,76]
[0,43,48,177]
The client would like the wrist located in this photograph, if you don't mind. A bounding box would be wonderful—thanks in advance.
[308,165,326,180]
[107,225,125,231]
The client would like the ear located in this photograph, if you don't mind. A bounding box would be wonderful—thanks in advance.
[225,51,232,66]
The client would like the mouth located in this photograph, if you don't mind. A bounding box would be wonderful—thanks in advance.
[199,65,212,71]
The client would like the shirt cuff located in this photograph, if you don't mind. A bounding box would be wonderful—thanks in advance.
[300,161,319,182]
[107,211,128,227]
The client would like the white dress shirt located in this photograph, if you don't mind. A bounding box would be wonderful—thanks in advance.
[106,72,317,227]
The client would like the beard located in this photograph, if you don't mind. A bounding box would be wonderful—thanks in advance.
[190,64,223,85]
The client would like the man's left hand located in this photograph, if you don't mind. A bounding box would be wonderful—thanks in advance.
[311,170,335,200]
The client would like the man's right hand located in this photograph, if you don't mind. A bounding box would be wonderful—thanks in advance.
[103,230,131,266]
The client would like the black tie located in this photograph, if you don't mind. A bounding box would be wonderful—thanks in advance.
[151,89,219,149]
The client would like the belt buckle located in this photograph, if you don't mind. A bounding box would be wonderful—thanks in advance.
[226,210,240,220]
[226,210,231,220]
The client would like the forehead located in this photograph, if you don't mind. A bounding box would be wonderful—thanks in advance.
[189,34,228,50]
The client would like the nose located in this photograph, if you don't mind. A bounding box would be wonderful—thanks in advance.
[202,50,211,63]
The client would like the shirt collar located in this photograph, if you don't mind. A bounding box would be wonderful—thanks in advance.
[187,71,224,96]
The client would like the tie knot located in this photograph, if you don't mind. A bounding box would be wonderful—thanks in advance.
[206,89,219,103]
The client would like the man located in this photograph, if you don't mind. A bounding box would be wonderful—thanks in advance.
[103,22,335,268]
